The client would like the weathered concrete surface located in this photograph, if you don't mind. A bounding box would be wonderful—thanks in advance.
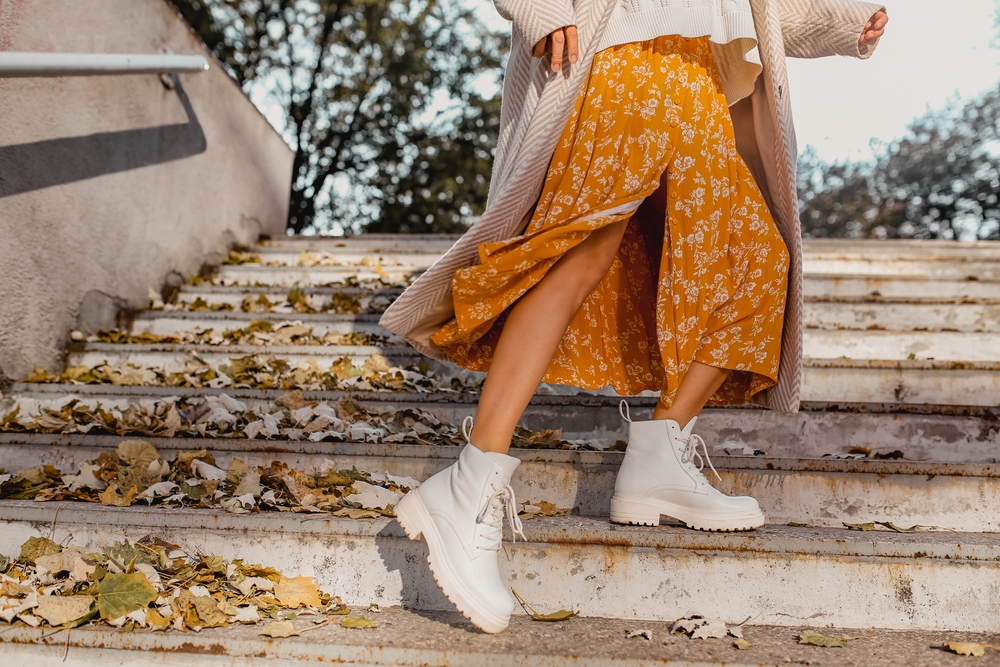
[4,609,1000,667]
[7,384,1000,461]
[3,433,1000,531]
[0,0,293,380]
[2,503,998,631]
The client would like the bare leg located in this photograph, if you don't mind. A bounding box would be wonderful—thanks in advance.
[471,220,629,453]
[651,361,731,426]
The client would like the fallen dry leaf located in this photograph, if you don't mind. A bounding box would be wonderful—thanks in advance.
[733,638,755,650]
[798,630,847,648]
[259,620,299,637]
[340,616,377,629]
[34,596,95,626]
[88,572,158,620]
[942,642,987,657]
[275,575,322,609]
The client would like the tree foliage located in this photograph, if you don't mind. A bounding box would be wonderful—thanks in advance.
[169,0,506,234]
[798,84,1000,241]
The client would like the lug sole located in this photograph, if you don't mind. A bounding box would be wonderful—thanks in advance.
[394,491,510,634]
[609,494,765,532]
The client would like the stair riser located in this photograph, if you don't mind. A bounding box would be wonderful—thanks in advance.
[3,442,997,531]
[130,317,395,340]
[803,276,1000,299]
[141,301,1000,336]
[64,345,1000,406]
[805,259,1000,281]
[1,513,995,632]
[803,302,1000,332]
[74,327,1000,364]
[5,392,1000,461]
[217,266,413,286]
[798,364,1000,406]
[804,330,1000,361]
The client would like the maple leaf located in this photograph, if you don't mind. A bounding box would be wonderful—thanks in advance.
[89,573,157,620]
[19,536,62,564]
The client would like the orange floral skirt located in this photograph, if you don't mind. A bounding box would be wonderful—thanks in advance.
[431,36,790,406]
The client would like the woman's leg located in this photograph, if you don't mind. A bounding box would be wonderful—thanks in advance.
[471,219,629,454]
[651,361,731,425]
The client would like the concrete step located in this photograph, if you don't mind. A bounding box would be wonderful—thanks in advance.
[1,501,997,631]
[119,318,1000,363]
[802,274,1000,300]
[215,265,415,287]
[260,233,462,253]
[61,341,1000,407]
[3,433,998,531]
[802,299,1000,332]
[142,300,1000,337]
[5,384,999,461]
[8,607,990,667]
[130,311,397,340]
[252,246,448,268]
[172,284,401,313]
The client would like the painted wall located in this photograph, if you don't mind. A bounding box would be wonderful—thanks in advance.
[0,0,293,380]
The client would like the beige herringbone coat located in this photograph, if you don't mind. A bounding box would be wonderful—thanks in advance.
[380,0,884,413]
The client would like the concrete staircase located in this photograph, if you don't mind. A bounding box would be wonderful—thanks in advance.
[2,235,999,664]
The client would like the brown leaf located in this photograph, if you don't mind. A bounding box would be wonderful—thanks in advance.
[843,522,876,531]
[192,596,229,628]
[274,575,322,608]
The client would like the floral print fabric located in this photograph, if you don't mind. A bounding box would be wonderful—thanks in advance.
[431,36,789,406]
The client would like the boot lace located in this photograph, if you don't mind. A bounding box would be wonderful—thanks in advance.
[678,433,722,482]
[463,416,527,550]
[476,484,526,551]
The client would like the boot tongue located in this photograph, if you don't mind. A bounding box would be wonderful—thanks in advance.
[485,452,520,482]
[680,416,698,439]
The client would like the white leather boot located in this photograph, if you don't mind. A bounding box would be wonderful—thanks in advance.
[395,417,525,633]
[610,401,765,532]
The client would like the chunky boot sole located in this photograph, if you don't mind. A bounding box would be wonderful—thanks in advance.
[395,491,510,634]
[609,494,765,532]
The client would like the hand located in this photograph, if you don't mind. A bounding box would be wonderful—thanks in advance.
[533,25,578,72]
[859,10,887,55]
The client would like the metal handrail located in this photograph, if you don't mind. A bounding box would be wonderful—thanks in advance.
[0,53,208,78]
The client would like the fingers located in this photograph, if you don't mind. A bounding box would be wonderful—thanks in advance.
[566,26,579,65]
[533,36,546,58]
[550,29,565,71]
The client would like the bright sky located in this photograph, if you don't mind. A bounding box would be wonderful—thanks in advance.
[787,0,1000,162]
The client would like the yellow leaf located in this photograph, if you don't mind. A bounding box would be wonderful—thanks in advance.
[98,483,137,507]
[146,607,172,631]
[259,620,299,637]
[798,630,847,648]
[733,638,755,650]
[19,536,62,564]
[943,642,986,657]
[88,572,157,620]
[340,616,377,629]
[275,575,322,609]
[34,596,95,626]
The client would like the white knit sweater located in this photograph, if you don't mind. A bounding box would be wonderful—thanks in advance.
[599,0,762,104]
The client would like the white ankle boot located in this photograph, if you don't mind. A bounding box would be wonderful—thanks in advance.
[610,402,765,532]
[395,417,525,633]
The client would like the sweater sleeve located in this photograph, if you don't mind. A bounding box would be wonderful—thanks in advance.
[777,0,886,60]
[491,0,577,50]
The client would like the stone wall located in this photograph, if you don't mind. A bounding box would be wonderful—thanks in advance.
[0,0,293,380]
